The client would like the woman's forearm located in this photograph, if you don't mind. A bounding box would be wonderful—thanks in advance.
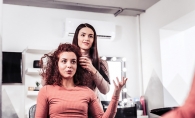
[92,71,110,94]
[101,96,119,118]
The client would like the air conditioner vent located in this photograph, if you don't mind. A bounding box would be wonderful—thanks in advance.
[68,33,74,36]
[64,18,115,41]
[97,35,111,39]
[67,33,111,39]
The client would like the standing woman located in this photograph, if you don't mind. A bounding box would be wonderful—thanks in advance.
[72,23,110,99]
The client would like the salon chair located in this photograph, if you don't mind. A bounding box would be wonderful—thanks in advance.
[29,104,36,118]
[29,104,50,118]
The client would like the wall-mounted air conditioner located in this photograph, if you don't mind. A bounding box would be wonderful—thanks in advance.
[64,18,115,41]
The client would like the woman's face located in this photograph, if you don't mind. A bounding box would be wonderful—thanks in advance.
[58,52,77,79]
[78,27,94,51]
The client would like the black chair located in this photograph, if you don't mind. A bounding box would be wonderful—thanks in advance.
[101,101,137,118]
[29,104,36,118]
[115,105,137,118]
[150,107,178,116]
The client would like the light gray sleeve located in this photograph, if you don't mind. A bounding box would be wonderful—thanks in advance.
[92,59,110,94]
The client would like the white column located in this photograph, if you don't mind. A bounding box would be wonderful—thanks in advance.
[0,0,3,117]
[0,0,2,34]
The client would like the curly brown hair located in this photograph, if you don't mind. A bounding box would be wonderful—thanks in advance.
[40,43,89,86]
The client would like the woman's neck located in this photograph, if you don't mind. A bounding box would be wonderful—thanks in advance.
[61,78,75,88]
[80,49,90,57]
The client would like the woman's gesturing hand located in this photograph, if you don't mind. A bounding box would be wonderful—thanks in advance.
[113,77,128,96]
[79,57,97,74]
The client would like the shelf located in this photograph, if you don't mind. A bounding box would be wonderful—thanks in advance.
[25,68,41,75]
[24,46,54,54]
[27,91,39,96]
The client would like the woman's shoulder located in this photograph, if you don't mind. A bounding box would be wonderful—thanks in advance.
[41,85,59,91]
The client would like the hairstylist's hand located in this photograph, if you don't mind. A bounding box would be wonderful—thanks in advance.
[113,77,128,96]
[79,57,97,74]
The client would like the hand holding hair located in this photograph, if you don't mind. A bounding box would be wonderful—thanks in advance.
[79,57,97,74]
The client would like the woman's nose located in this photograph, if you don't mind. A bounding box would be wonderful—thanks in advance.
[67,62,72,68]
[84,36,89,40]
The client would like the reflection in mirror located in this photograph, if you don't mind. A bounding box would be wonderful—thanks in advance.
[99,57,126,101]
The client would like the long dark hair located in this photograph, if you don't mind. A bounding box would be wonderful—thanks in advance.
[72,23,99,70]
[40,43,89,86]
[72,23,110,85]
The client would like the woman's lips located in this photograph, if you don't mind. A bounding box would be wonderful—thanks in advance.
[83,42,89,45]
[66,70,72,74]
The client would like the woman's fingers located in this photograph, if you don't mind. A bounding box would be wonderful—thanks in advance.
[79,57,90,65]
[121,77,127,85]
[79,57,95,73]
[79,57,89,68]
[113,77,128,88]
[123,77,128,84]
[116,77,120,85]
[79,57,89,62]
[113,79,117,87]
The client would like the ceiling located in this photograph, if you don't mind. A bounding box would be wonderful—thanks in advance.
[3,0,160,16]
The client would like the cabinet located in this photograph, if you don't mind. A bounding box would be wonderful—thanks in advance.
[102,103,148,118]
[23,46,53,118]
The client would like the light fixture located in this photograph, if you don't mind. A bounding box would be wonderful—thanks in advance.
[123,88,127,92]
[123,98,127,103]
[101,56,107,60]
[111,57,117,61]
[122,57,126,62]
[123,68,127,72]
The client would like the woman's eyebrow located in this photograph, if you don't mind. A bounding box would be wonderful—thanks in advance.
[60,58,67,60]
[81,32,93,35]
[81,32,86,34]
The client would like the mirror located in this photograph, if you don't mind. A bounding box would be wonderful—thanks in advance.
[99,57,126,101]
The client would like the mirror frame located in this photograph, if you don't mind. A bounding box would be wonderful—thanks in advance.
[100,56,126,101]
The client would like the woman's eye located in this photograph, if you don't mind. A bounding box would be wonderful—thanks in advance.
[81,34,85,37]
[89,35,93,38]
[62,60,66,63]
[71,60,76,64]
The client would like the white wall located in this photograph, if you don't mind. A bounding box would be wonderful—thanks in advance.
[2,4,141,117]
[140,0,195,116]
[160,26,195,106]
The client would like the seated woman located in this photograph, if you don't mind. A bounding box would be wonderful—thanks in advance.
[35,43,128,118]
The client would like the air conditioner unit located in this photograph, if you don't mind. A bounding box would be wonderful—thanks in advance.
[64,18,115,40]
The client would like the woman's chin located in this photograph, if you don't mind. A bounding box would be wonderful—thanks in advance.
[81,47,90,50]
[64,76,74,79]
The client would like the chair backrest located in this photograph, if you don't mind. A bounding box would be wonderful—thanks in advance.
[29,104,36,118]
